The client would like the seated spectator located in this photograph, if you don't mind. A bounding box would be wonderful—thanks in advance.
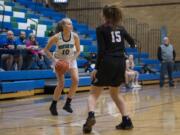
[125,54,141,89]
[26,33,51,69]
[15,31,31,70]
[1,31,23,70]
[16,31,26,46]
[84,53,97,73]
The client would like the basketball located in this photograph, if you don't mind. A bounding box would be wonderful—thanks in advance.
[55,60,69,75]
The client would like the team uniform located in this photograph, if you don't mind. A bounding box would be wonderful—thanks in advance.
[93,24,135,87]
[53,31,77,69]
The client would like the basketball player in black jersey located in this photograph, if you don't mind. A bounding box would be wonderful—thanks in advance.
[83,5,135,133]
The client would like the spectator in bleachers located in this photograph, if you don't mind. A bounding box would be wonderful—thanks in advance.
[15,31,32,70]
[16,31,26,45]
[84,53,97,73]
[26,33,50,69]
[125,54,141,89]
[26,33,41,69]
[158,37,176,88]
[1,31,14,70]
[1,31,23,70]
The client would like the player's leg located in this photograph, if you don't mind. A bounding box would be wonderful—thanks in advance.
[109,87,133,130]
[83,86,103,133]
[125,71,131,88]
[126,71,134,89]
[49,74,64,116]
[63,67,79,113]
[160,62,166,87]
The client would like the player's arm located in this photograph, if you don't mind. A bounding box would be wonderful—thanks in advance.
[73,33,81,58]
[95,27,106,70]
[126,60,130,71]
[131,60,135,69]
[123,28,136,48]
[44,34,58,60]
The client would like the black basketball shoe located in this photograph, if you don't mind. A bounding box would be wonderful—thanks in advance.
[83,116,96,134]
[63,103,73,113]
[49,103,58,116]
[116,117,133,130]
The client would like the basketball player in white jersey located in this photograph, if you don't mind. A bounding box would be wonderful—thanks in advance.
[44,18,80,115]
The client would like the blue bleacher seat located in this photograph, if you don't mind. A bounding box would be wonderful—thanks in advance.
[4,2,15,6]
[80,39,92,46]
[26,13,40,19]
[127,52,149,59]
[12,29,33,36]
[138,71,180,81]
[125,48,138,53]
[0,34,6,40]
[87,46,97,53]
[139,73,160,81]
[173,72,180,78]
[36,37,48,48]
[18,8,27,13]
[0,80,44,93]
[89,33,96,40]
[64,76,91,88]
[39,20,53,26]
[72,19,78,25]
[50,45,56,52]
[3,22,13,30]
[0,70,55,81]
[15,18,27,23]
[77,59,88,68]
[141,59,160,65]
[134,66,143,72]
[0,11,13,16]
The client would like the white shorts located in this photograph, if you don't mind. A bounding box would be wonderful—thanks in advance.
[53,52,78,70]
[52,59,78,73]
[68,59,78,69]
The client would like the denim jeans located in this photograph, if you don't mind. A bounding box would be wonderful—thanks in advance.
[160,61,174,86]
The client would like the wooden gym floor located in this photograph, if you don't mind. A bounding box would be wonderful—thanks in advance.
[0,84,180,135]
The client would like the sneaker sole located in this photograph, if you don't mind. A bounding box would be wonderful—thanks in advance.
[63,106,73,113]
[86,118,96,127]
[116,125,134,130]
[83,118,96,133]
[49,107,58,116]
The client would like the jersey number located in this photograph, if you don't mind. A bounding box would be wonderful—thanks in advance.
[62,49,70,55]
[111,31,121,43]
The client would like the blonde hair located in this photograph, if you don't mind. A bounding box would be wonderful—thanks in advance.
[55,18,72,33]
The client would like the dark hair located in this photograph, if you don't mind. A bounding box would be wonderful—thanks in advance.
[103,5,122,25]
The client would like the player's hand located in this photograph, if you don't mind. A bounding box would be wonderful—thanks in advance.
[50,58,58,69]
[71,52,79,60]
[91,69,97,80]
[52,58,58,65]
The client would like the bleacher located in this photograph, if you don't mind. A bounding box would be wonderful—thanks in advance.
[0,0,180,99]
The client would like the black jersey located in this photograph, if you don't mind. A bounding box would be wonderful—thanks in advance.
[95,24,135,70]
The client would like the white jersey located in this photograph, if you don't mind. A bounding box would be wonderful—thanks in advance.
[54,32,76,60]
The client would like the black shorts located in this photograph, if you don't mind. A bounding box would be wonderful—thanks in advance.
[92,55,126,87]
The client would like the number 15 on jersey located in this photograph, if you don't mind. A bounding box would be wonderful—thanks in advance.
[111,31,121,43]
